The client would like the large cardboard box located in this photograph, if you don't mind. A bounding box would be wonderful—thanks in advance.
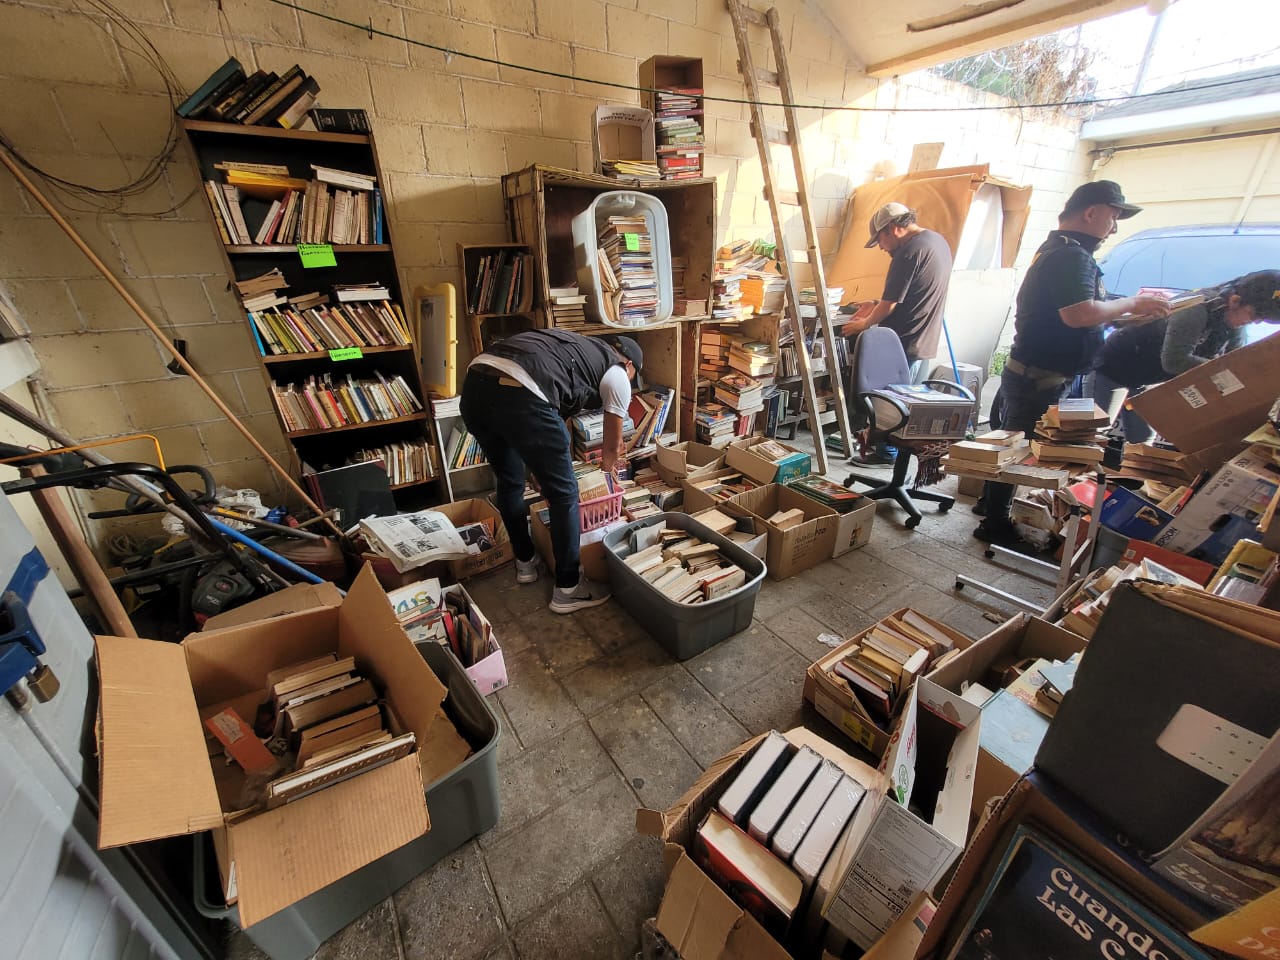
[680,467,756,515]
[654,439,725,487]
[529,500,614,583]
[592,105,656,175]
[927,613,1086,817]
[93,567,471,927]
[433,497,514,580]
[202,582,344,630]
[1128,333,1280,457]
[804,610,974,758]
[732,484,839,580]
[636,727,887,960]
[831,498,877,558]
[726,437,812,486]
[823,678,981,949]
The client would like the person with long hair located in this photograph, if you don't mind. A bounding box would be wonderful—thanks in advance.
[1091,269,1280,443]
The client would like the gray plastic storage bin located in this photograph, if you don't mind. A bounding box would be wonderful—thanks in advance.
[194,641,501,960]
[603,512,767,660]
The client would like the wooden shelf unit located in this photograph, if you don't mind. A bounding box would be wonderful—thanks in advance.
[456,242,536,356]
[181,118,440,499]
[501,164,719,441]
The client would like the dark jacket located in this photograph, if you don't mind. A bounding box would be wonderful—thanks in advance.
[481,329,624,418]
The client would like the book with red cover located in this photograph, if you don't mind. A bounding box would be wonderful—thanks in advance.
[695,809,803,939]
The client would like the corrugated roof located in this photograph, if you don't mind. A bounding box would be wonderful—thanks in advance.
[1093,66,1280,121]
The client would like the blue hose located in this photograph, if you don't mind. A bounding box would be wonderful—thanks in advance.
[206,515,330,587]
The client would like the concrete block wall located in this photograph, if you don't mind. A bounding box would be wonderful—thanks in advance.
[0,0,1089,531]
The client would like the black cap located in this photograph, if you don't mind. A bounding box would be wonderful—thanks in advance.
[603,335,643,375]
[1062,180,1142,219]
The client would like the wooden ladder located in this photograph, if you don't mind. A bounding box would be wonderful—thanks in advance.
[725,0,855,474]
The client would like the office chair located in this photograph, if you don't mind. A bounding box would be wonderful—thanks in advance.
[844,327,975,528]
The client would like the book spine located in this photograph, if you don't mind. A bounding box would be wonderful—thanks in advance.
[180,60,245,118]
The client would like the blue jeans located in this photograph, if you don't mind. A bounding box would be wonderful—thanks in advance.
[460,369,581,588]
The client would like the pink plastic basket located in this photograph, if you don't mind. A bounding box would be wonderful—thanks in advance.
[580,478,624,532]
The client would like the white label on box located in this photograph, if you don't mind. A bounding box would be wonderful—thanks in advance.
[1156,704,1266,785]
[210,711,244,743]
[1210,369,1244,396]
[826,801,957,949]
[1178,385,1207,409]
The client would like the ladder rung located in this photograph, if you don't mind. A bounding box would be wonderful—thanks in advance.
[767,188,800,207]
[740,5,768,26]
[749,121,791,145]
[755,68,779,87]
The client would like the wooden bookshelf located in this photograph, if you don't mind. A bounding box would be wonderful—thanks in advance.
[456,242,536,356]
[181,119,440,499]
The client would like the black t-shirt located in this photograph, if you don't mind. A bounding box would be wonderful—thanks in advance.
[880,228,953,360]
[1010,230,1106,376]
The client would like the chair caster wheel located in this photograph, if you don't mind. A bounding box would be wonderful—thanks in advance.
[938,502,952,513]
[955,581,964,591]
[906,516,921,529]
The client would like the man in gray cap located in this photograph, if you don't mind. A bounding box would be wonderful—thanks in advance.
[974,180,1170,549]
[842,201,954,463]
[461,329,642,613]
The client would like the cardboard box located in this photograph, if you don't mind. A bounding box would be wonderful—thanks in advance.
[93,567,472,927]
[1128,332,1280,457]
[804,609,973,758]
[529,500,614,583]
[654,439,725,487]
[202,582,344,631]
[592,105,655,175]
[433,498,514,580]
[726,437,813,486]
[680,467,756,515]
[831,498,876,558]
[636,727,887,960]
[719,501,769,561]
[823,678,981,949]
[732,484,839,580]
[927,613,1086,817]
[917,772,1215,960]
[956,475,985,499]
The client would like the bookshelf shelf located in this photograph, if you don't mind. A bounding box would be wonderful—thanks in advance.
[183,118,439,503]
[284,412,427,439]
[456,242,536,356]
[260,344,413,364]
[225,243,392,254]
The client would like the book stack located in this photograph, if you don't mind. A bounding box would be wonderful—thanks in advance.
[467,250,527,316]
[830,611,958,724]
[202,161,384,247]
[570,410,636,463]
[626,386,675,454]
[348,439,435,486]
[715,373,765,416]
[236,268,289,312]
[696,730,868,938]
[619,484,659,521]
[631,465,683,509]
[1119,442,1201,485]
[546,285,589,330]
[598,215,659,326]
[686,470,758,504]
[1031,401,1110,465]
[176,58,321,130]
[787,475,864,514]
[712,273,748,321]
[653,87,704,180]
[247,653,418,809]
[799,286,842,320]
[270,372,422,432]
[699,325,731,383]
[623,522,749,605]
[739,274,787,316]
[727,335,778,381]
[445,423,488,470]
[1054,558,1200,639]
[695,402,739,447]
[601,158,661,181]
[941,429,1031,480]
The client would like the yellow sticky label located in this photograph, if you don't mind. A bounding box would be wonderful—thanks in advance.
[329,347,363,361]
[298,243,337,268]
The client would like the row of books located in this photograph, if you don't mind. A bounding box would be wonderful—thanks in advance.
[597,215,659,326]
[250,300,410,355]
[622,522,749,605]
[601,158,661,180]
[176,58,320,130]
[444,425,488,470]
[467,250,528,315]
[654,87,704,181]
[270,373,422,432]
[697,730,868,937]
[830,610,957,724]
[205,166,383,247]
[348,439,435,486]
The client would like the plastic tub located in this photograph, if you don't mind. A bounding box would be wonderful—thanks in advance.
[603,512,767,660]
[193,641,501,960]
[571,190,673,328]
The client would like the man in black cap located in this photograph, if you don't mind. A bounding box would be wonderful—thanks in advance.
[461,329,642,614]
[842,201,954,463]
[974,180,1171,548]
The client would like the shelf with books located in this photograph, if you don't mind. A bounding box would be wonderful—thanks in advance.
[183,114,439,508]
[640,56,705,182]
[457,242,536,356]
[430,396,494,502]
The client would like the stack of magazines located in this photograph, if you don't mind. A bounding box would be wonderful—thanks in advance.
[598,215,658,326]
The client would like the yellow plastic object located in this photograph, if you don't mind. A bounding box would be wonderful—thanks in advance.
[413,282,457,399]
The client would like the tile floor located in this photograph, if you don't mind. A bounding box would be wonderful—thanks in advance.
[227,464,1057,960]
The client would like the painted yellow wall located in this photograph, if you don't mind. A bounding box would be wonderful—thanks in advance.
[0,0,1088,528]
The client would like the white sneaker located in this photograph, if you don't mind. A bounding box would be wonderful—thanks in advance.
[515,556,541,584]
[549,576,611,614]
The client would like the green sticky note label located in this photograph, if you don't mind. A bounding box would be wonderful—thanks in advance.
[298,243,337,268]
[623,233,640,251]
[329,347,363,361]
